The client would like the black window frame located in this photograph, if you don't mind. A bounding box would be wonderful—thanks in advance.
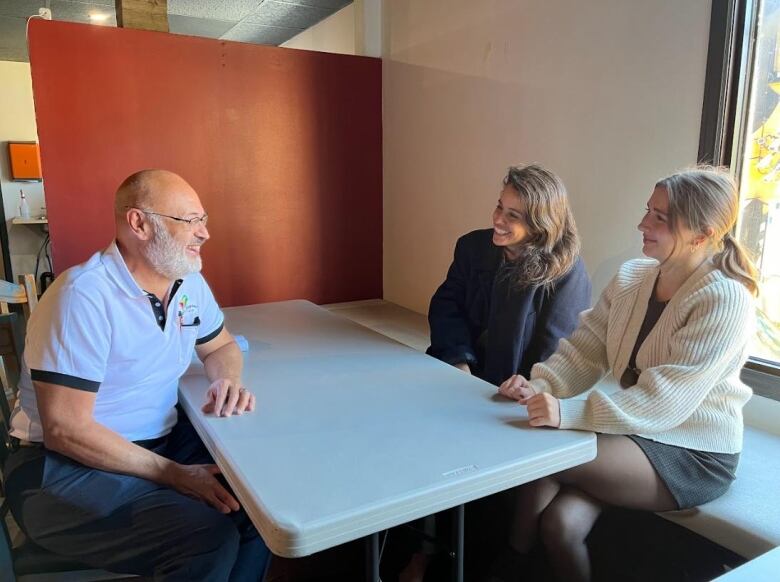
[700,0,780,399]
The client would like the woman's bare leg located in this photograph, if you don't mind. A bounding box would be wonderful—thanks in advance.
[539,487,602,582]
[556,435,677,511]
[508,477,560,553]
[507,434,678,581]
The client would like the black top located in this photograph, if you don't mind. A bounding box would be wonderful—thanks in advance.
[426,229,592,386]
[620,278,668,388]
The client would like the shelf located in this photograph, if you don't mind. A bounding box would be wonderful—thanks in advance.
[11,217,48,225]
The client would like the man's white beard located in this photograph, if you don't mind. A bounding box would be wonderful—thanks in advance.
[145,216,202,280]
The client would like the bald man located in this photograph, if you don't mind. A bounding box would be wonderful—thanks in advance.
[4,170,270,580]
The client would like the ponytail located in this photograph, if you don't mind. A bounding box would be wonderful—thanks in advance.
[713,233,760,297]
[659,167,760,297]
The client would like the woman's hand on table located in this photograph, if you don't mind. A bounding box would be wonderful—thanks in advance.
[454,362,471,374]
[498,374,535,401]
[525,393,561,428]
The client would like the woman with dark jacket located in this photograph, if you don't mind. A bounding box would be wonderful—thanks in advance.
[426,164,592,386]
[400,165,591,582]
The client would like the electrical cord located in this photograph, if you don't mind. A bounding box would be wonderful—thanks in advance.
[33,232,50,281]
[26,1,52,45]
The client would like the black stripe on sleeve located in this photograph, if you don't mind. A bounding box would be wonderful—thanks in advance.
[30,370,101,392]
[195,322,224,345]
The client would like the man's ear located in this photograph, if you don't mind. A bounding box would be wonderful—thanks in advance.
[126,209,153,241]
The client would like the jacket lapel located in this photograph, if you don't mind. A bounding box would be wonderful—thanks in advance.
[477,243,503,291]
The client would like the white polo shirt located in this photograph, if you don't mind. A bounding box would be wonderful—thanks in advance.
[10,241,224,442]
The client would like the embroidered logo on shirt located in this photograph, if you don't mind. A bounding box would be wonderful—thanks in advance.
[178,294,200,327]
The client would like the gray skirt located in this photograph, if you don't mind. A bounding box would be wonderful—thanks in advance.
[628,435,739,510]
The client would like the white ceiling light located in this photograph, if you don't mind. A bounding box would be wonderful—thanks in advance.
[88,13,110,22]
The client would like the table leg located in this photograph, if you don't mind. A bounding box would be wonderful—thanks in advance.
[451,504,464,582]
[365,532,380,581]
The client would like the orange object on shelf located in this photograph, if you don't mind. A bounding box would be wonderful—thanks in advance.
[8,142,42,181]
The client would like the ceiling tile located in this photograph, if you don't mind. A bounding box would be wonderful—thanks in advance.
[221,21,301,46]
[0,15,29,61]
[288,0,351,10]
[168,0,263,21]
[0,0,352,60]
[0,0,45,18]
[59,0,114,6]
[50,1,115,25]
[245,1,329,29]
[169,14,234,39]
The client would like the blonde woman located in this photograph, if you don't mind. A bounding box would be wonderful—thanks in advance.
[493,167,758,582]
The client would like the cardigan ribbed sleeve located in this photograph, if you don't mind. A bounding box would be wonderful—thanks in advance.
[560,280,751,429]
[529,259,755,453]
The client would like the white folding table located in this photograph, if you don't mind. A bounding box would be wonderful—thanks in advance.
[178,300,596,581]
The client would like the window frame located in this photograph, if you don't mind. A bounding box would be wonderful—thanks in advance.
[700,0,780,398]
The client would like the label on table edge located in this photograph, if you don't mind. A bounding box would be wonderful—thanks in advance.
[442,464,478,478]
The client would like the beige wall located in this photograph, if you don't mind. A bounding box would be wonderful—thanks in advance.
[0,61,47,280]
[282,3,356,55]
[383,0,712,313]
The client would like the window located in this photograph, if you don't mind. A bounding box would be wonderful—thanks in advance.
[703,0,780,397]
[734,0,780,367]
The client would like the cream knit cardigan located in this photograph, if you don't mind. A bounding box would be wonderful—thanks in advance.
[528,258,755,453]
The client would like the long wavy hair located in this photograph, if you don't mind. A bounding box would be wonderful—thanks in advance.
[499,164,581,289]
[656,166,759,296]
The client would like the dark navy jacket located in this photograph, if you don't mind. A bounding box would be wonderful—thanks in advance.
[426,229,592,386]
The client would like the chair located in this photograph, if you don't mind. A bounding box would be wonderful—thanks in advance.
[0,275,38,318]
[0,275,37,396]
[0,313,132,582]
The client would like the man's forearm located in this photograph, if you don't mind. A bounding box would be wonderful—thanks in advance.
[203,340,243,383]
[45,420,177,485]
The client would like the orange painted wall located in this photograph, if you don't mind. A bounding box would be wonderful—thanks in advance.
[28,20,382,307]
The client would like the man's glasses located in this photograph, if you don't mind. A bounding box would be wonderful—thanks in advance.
[127,207,209,228]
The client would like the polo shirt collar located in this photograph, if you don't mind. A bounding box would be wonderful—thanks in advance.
[101,241,152,299]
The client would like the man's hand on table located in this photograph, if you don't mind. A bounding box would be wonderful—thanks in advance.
[164,463,240,513]
[202,377,255,417]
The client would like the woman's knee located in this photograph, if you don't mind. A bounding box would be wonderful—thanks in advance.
[539,494,600,550]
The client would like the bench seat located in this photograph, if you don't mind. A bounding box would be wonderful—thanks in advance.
[659,424,780,558]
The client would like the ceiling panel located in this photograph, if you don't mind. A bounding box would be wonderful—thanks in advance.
[50,1,116,25]
[0,15,28,61]
[167,0,263,21]
[0,0,353,61]
[59,0,114,6]
[246,1,330,29]
[289,0,352,10]
[169,14,235,39]
[0,0,46,18]
[221,21,301,46]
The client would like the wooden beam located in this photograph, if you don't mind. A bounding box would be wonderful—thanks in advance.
[115,0,168,33]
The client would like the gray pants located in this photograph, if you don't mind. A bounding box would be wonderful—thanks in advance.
[4,411,270,581]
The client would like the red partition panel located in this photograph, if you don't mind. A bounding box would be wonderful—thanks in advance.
[28,20,382,307]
